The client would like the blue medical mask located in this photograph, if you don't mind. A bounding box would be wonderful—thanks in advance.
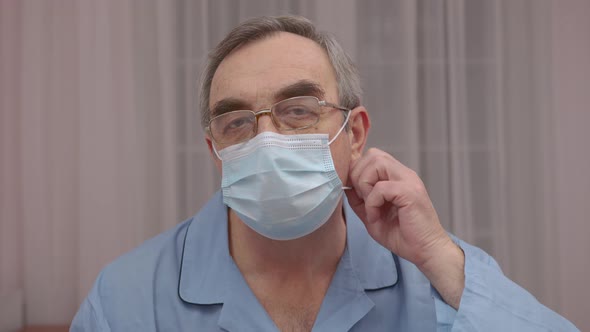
[215,117,350,240]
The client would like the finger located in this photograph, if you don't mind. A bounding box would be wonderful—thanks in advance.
[347,156,376,200]
[345,159,367,220]
[350,149,417,199]
[348,149,389,188]
[349,150,393,199]
[345,185,367,221]
[354,158,407,200]
[364,180,409,223]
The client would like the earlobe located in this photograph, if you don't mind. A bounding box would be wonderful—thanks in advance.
[348,106,370,160]
[206,137,214,157]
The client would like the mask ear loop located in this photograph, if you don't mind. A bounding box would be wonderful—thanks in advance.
[212,142,223,160]
[326,110,354,191]
[328,109,353,145]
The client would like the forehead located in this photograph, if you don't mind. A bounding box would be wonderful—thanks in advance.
[209,32,338,109]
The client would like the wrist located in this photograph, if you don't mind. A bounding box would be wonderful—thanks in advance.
[418,238,463,274]
[418,239,465,309]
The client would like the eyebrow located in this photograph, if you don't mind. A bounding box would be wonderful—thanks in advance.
[273,80,326,101]
[210,98,250,119]
[210,80,326,118]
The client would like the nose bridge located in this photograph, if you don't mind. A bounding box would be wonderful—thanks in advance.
[254,109,277,133]
[254,108,272,119]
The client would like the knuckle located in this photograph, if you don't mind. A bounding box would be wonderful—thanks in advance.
[408,169,424,184]
[413,183,425,194]
[367,147,380,155]
[367,148,387,160]
[413,182,428,197]
[373,153,391,167]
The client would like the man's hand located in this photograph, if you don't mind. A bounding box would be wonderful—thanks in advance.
[346,148,465,309]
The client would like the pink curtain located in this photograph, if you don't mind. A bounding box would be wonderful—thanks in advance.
[552,1,590,330]
[0,0,179,328]
[1,2,25,330]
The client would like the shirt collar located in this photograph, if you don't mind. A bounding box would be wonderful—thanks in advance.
[178,191,398,305]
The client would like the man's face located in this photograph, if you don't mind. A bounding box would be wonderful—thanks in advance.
[207,32,364,186]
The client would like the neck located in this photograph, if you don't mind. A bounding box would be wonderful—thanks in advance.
[228,202,347,279]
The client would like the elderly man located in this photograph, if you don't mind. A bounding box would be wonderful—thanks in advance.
[71,15,577,331]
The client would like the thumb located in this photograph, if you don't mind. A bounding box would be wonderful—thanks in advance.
[345,184,367,222]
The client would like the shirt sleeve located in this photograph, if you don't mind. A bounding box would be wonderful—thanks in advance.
[433,287,457,332]
[70,273,111,332]
[433,237,579,331]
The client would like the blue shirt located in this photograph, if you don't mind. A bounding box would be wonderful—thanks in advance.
[71,192,578,331]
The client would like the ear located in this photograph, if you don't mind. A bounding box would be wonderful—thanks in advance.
[205,136,214,155]
[347,106,370,161]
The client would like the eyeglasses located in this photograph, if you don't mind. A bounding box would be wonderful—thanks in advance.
[206,96,351,146]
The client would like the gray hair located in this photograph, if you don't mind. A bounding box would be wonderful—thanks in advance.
[199,15,362,129]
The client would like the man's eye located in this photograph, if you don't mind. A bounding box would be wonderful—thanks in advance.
[280,106,313,118]
[221,115,254,133]
[227,118,247,129]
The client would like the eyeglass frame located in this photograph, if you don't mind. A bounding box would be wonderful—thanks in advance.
[205,95,352,146]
